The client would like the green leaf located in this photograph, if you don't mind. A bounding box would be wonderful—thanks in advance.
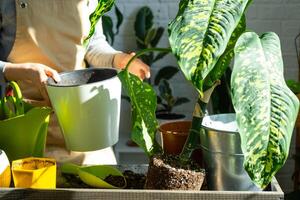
[153,51,168,63]
[151,27,165,47]
[102,15,114,45]
[158,79,172,100]
[154,66,179,85]
[168,0,250,95]
[115,5,123,35]
[118,71,162,156]
[145,28,157,46]
[134,6,153,43]
[204,15,246,89]
[231,32,300,188]
[286,80,300,94]
[174,97,190,107]
[84,0,115,46]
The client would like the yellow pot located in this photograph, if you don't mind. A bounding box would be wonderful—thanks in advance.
[0,150,11,187]
[12,157,56,189]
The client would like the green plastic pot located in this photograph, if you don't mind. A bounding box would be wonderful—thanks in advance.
[0,104,51,161]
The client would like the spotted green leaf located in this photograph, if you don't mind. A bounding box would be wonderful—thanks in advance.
[118,71,162,157]
[168,0,250,95]
[231,32,300,188]
[84,0,115,46]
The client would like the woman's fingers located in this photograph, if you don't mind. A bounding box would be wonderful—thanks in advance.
[113,53,151,80]
[130,59,151,80]
[43,65,61,82]
[126,53,151,80]
[23,98,50,107]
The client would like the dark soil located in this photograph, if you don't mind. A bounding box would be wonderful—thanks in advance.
[59,170,146,189]
[104,175,126,188]
[145,154,205,190]
[123,170,146,189]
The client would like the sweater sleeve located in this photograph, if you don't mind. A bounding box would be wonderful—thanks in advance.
[0,61,6,83]
[85,19,122,68]
[0,60,7,97]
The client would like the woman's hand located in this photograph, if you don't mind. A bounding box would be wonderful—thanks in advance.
[113,52,150,80]
[3,62,61,106]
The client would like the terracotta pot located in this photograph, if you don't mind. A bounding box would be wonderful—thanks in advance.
[159,121,191,155]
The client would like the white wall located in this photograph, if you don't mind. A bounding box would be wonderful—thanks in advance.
[109,0,300,192]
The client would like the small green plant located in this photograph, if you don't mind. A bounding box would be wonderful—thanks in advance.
[134,6,189,115]
[102,5,123,45]
[134,6,166,66]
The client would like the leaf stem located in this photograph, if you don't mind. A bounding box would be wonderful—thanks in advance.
[125,48,171,71]
[179,81,220,163]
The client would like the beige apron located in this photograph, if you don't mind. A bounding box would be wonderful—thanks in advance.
[7,0,116,165]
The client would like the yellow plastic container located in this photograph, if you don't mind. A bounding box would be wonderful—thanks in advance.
[12,157,56,189]
[0,150,11,187]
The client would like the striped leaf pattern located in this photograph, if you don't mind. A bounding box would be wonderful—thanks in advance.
[118,71,162,157]
[168,0,249,95]
[84,0,115,46]
[231,32,299,188]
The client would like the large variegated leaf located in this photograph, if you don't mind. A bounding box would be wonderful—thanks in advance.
[204,15,246,89]
[168,0,250,95]
[231,32,299,188]
[118,71,162,157]
[84,0,115,46]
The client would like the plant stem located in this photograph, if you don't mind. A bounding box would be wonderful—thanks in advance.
[179,81,220,164]
[179,98,207,164]
[125,48,171,71]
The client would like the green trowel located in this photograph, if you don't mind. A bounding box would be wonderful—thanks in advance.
[61,163,126,189]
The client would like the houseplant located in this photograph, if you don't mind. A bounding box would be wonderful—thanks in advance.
[102,5,123,45]
[118,0,251,189]
[81,0,298,190]
[125,6,191,149]
[117,0,299,190]
[134,6,190,120]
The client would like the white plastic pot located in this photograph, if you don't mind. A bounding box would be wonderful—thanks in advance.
[46,68,121,151]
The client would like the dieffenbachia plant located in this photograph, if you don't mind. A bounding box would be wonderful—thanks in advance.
[118,0,251,157]
[114,0,299,189]
[168,0,251,162]
[231,32,299,188]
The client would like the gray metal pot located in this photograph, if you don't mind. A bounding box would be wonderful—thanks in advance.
[201,113,260,191]
[46,68,121,151]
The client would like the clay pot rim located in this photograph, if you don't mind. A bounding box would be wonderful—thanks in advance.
[159,120,192,136]
[160,130,188,136]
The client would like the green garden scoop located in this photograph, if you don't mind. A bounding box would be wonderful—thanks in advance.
[61,163,126,189]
